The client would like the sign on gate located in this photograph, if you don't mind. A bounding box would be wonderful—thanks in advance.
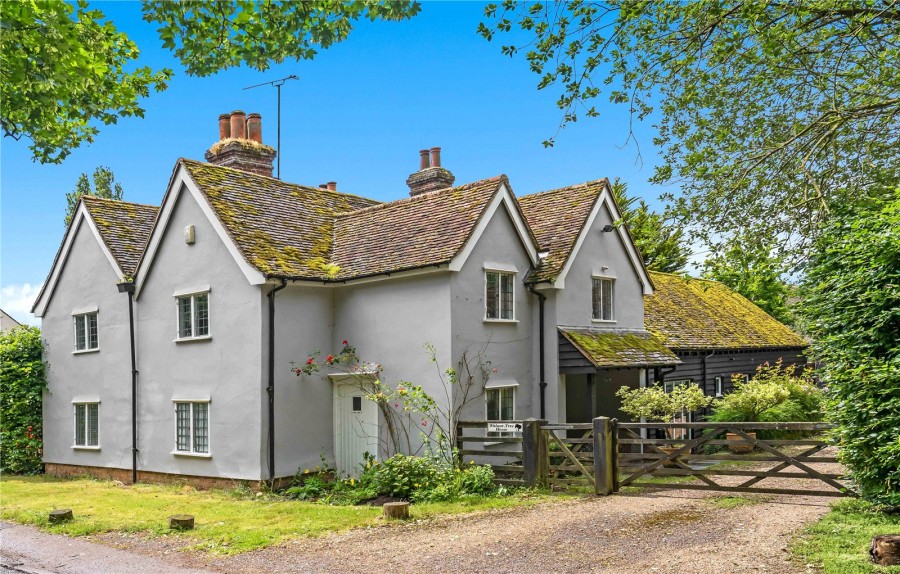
[487,422,523,433]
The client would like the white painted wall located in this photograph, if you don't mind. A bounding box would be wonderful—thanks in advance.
[41,219,132,470]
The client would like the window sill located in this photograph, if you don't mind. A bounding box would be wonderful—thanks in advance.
[171,451,212,458]
[174,335,212,344]
[483,319,519,324]
[72,348,100,355]
[72,445,100,451]
[591,319,617,324]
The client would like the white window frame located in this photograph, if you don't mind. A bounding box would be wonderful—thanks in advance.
[174,291,210,341]
[172,400,211,457]
[715,376,724,397]
[485,385,517,437]
[72,312,99,353]
[72,402,100,449]
[591,276,615,322]
[484,269,516,322]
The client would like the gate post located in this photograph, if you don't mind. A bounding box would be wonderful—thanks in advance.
[593,417,616,495]
[522,419,547,487]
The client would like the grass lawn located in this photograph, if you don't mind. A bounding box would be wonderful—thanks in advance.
[793,499,900,573]
[0,475,567,554]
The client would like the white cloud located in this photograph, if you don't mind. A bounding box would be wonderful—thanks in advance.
[1,283,42,327]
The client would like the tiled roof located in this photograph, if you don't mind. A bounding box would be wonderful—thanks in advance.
[644,271,808,350]
[518,179,607,283]
[559,327,681,368]
[180,159,379,279]
[331,176,505,279]
[82,196,158,276]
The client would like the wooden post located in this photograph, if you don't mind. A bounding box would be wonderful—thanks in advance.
[169,515,195,530]
[593,417,615,495]
[871,535,900,566]
[383,501,410,520]
[49,509,73,524]
[522,419,545,487]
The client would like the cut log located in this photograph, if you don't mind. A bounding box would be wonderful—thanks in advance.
[169,514,195,530]
[48,509,73,524]
[870,535,900,566]
[383,501,410,520]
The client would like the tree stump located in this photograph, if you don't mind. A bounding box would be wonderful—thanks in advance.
[870,535,900,566]
[383,501,410,520]
[48,509,73,524]
[169,514,195,530]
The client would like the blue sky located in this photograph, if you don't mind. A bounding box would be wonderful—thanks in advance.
[1,1,677,325]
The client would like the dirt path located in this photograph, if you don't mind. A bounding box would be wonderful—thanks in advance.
[100,486,835,574]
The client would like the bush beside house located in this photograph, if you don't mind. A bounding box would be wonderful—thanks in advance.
[1,326,47,474]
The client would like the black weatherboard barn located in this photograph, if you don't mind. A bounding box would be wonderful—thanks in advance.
[643,271,808,397]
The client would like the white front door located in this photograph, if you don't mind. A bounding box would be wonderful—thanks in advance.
[333,381,379,476]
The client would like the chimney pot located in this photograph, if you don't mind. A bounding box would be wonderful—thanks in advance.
[230,110,247,140]
[430,147,442,168]
[246,113,262,143]
[407,146,454,196]
[419,149,430,171]
[326,181,337,192]
[218,114,231,140]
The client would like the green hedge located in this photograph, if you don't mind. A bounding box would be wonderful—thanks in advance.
[799,191,900,508]
[1,325,46,474]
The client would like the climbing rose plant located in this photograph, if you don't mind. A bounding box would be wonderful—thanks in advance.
[1,326,47,474]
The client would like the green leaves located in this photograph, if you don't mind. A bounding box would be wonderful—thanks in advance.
[616,382,712,422]
[0,326,47,475]
[141,0,421,78]
[64,166,125,227]
[798,190,900,508]
[0,1,172,163]
[480,1,900,266]
[610,178,690,273]
[3,1,420,164]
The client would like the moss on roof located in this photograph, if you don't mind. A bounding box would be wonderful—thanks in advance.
[81,196,158,276]
[518,180,607,283]
[180,159,379,279]
[644,271,808,350]
[560,327,681,368]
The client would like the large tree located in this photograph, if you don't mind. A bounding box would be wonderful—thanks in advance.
[479,1,900,267]
[2,0,420,164]
[702,237,793,324]
[64,166,125,227]
[610,179,690,273]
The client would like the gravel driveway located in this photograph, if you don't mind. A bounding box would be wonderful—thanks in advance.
[98,485,836,574]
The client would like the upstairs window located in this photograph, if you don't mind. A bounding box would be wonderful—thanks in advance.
[485,271,515,321]
[175,401,209,454]
[592,277,614,321]
[176,292,209,339]
[73,312,99,351]
[74,403,99,447]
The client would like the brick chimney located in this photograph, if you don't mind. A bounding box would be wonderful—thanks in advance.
[406,147,455,196]
[205,111,276,177]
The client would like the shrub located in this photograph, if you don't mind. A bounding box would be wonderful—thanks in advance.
[708,361,823,423]
[798,192,900,508]
[0,326,47,474]
[368,454,443,499]
[458,463,495,496]
[616,382,712,422]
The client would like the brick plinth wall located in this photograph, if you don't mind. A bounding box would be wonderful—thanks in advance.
[44,463,293,491]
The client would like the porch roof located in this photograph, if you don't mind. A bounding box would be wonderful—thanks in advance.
[559,327,682,369]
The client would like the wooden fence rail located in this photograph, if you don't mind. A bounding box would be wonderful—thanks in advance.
[459,418,851,498]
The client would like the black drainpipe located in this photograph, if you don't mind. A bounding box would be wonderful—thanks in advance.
[527,285,547,419]
[267,279,287,485]
[117,281,138,484]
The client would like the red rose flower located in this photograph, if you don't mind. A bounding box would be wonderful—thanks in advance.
[326,355,334,363]
[306,358,314,365]
[342,340,348,346]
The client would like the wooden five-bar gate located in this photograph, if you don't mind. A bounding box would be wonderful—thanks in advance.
[456,419,849,498]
